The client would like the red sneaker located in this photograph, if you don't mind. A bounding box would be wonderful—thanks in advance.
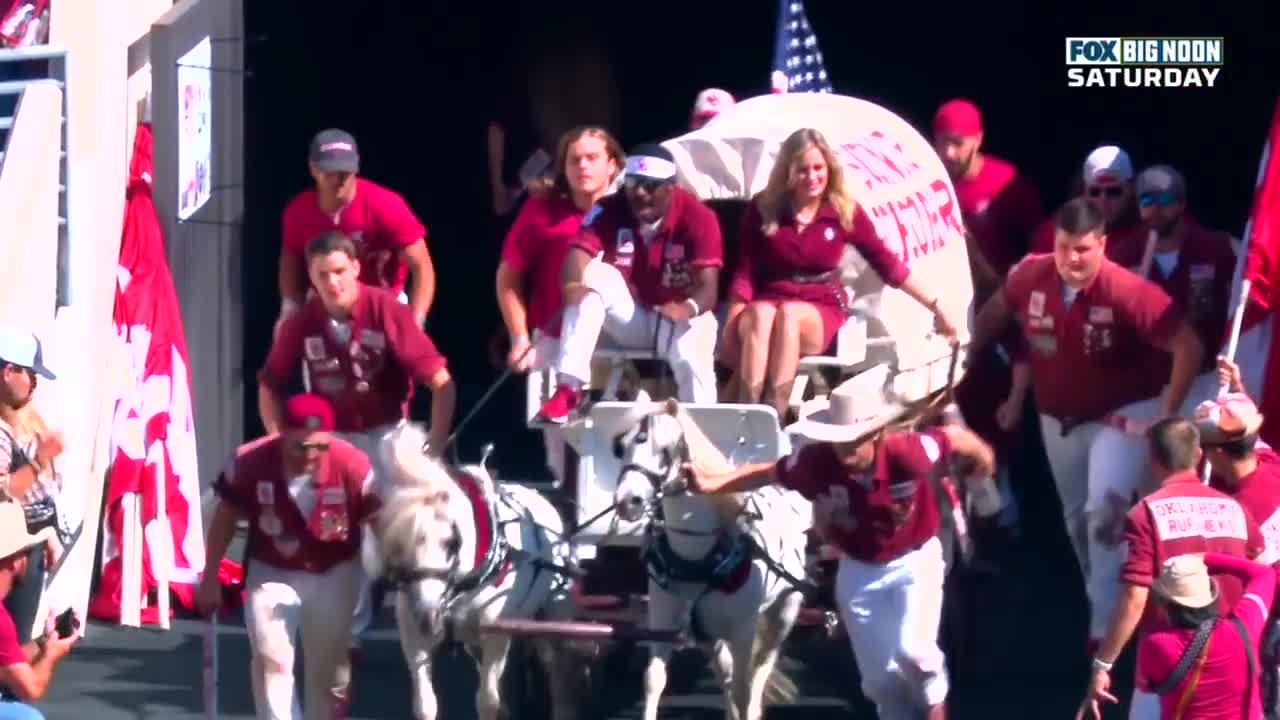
[534,384,584,425]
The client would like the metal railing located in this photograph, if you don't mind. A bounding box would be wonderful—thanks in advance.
[0,43,69,307]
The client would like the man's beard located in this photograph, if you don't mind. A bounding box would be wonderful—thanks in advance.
[1153,214,1182,239]
[4,392,31,410]
[949,149,977,179]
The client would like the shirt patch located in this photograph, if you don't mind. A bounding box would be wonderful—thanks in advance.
[1030,334,1058,355]
[359,329,386,350]
[664,242,685,259]
[1258,506,1280,565]
[315,376,346,395]
[304,337,326,361]
[1190,263,1215,281]
[1029,316,1055,330]
[257,482,274,504]
[1148,495,1249,541]
[321,487,346,505]
[1028,291,1045,318]
[1088,306,1114,324]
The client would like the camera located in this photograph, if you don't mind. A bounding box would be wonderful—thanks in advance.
[54,608,78,639]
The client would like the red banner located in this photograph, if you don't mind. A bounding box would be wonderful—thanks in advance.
[1240,99,1280,446]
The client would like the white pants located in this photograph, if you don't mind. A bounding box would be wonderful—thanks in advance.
[529,331,567,485]
[1039,395,1161,640]
[244,560,361,720]
[335,422,404,640]
[835,537,949,718]
[556,257,718,403]
[1129,688,1160,720]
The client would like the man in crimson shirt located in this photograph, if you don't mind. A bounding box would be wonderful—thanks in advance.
[1029,145,1144,262]
[198,394,379,720]
[1118,165,1238,416]
[277,129,437,334]
[258,230,455,693]
[534,144,723,424]
[972,198,1205,648]
[932,98,1043,534]
[685,367,997,720]
[1082,417,1263,720]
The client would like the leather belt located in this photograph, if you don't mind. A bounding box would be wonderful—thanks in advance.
[788,270,835,284]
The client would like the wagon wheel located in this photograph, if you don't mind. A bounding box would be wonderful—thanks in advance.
[501,638,551,720]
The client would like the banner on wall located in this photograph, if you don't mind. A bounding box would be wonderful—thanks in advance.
[176,36,212,221]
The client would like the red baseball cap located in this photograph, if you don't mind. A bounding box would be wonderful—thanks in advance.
[282,394,335,432]
[933,99,983,137]
[691,88,735,128]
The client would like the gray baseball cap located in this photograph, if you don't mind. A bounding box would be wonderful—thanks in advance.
[1136,164,1187,201]
[0,327,55,380]
[308,129,360,174]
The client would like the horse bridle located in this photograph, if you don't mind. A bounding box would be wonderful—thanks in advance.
[381,524,463,589]
[613,413,719,537]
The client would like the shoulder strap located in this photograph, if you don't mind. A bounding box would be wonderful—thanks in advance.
[1232,614,1259,676]
[1155,618,1218,696]
[1173,628,1216,720]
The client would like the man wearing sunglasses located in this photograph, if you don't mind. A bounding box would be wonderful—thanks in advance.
[1118,165,1237,419]
[197,394,379,720]
[1029,145,1143,261]
[534,143,722,423]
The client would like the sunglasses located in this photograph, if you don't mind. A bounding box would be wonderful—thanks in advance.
[1139,192,1179,209]
[624,176,668,194]
[294,441,330,453]
[1088,185,1125,199]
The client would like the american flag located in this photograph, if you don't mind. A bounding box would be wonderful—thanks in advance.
[771,0,833,94]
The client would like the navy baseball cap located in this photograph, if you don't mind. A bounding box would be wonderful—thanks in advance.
[309,129,360,174]
[624,143,678,182]
[0,327,55,380]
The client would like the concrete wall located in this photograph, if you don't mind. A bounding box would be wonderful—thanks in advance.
[151,0,246,494]
[0,84,61,330]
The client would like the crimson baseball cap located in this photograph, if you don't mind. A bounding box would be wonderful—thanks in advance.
[309,129,360,174]
[282,394,335,432]
[933,99,983,137]
[0,327,55,380]
[691,88,735,127]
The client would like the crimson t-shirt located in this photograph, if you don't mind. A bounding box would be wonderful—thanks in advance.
[953,155,1042,284]
[775,430,949,563]
[281,178,426,294]
[500,193,582,338]
[0,605,24,668]
[259,285,448,432]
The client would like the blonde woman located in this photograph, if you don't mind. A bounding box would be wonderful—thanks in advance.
[0,328,65,645]
[723,128,958,416]
[496,125,623,484]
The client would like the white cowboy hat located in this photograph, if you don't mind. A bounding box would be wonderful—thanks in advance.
[785,364,907,444]
[1154,554,1218,609]
[0,502,53,559]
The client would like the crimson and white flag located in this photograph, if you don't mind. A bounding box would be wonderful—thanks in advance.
[1233,98,1280,446]
[87,124,206,623]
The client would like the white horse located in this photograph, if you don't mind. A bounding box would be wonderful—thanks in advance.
[362,423,578,720]
[609,392,812,720]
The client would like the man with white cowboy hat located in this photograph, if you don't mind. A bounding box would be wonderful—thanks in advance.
[684,365,998,720]
[0,501,81,716]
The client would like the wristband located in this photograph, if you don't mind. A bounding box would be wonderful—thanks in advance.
[1091,657,1113,672]
[685,298,701,316]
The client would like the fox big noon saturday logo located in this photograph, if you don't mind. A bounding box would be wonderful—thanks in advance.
[1065,37,1223,88]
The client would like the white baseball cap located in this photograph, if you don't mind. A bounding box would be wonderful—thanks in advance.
[1083,145,1134,185]
[691,88,735,128]
[0,327,55,380]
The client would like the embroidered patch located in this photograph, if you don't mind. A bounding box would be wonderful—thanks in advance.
[257,482,274,504]
[616,228,635,255]
[258,513,282,537]
[1190,263,1215,280]
[1088,306,1114,324]
[1148,496,1249,541]
[1030,334,1057,355]
[1028,291,1045,318]
[315,376,346,394]
[313,357,340,372]
[322,487,346,504]
[304,337,326,361]
[1029,315,1055,330]
[318,510,349,541]
[359,329,386,350]
[664,242,685,259]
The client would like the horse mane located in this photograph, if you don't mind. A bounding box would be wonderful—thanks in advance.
[660,400,749,531]
[373,423,455,549]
